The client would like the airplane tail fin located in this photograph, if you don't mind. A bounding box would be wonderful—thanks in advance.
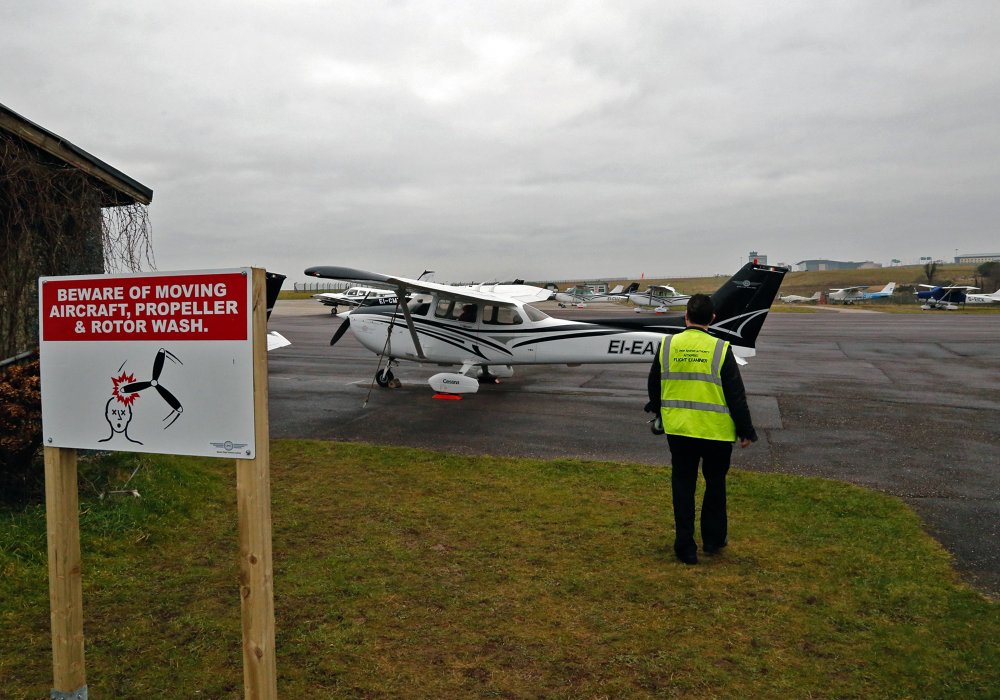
[587,264,787,352]
[624,282,640,294]
[881,282,896,294]
[265,271,286,320]
[609,284,624,294]
[709,263,788,351]
[810,291,821,300]
[264,271,291,351]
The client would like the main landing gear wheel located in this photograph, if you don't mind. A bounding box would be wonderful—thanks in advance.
[375,368,394,388]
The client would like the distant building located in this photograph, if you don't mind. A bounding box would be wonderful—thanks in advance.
[580,281,612,293]
[955,253,1000,264]
[795,259,880,272]
[748,250,767,265]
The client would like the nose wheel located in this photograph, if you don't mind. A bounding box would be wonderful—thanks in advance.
[375,367,395,387]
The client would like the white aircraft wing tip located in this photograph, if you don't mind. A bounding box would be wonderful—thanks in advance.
[266,331,291,351]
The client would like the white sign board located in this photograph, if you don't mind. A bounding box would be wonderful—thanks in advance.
[39,268,257,459]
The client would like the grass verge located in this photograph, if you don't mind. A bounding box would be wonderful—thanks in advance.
[278,290,321,300]
[3,441,997,698]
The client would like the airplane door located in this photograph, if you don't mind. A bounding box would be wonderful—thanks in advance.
[482,304,534,364]
[428,297,475,364]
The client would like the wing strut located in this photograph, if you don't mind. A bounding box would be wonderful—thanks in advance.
[399,299,425,359]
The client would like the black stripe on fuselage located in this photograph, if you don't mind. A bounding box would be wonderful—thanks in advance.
[361,313,508,358]
[352,308,700,355]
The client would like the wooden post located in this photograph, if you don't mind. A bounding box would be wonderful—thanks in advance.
[236,267,278,698]
[44,446,87,697]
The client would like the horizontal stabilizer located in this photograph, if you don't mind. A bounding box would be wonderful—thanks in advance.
[267,331,291,351]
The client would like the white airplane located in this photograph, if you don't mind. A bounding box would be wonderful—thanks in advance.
[827,282,896,304]
[779,291,821,303]
[554,283,637,307]
[313,285,397,313]
[964,289,1000,304]
[627,284,691,313]
[303,262,787,395]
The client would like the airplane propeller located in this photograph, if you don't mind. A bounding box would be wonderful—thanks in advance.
[122,348,184,426]
[330,317,351,346]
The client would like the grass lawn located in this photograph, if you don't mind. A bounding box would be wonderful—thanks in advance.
[278,290,322,300]
[2,441,997,698]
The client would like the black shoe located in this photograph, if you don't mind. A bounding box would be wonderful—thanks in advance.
[676,551,698,565]
[703,540,728,555]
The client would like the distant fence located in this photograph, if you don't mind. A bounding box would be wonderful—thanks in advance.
[293,281,350,292]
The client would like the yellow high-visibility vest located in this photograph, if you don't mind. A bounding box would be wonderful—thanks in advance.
[659,329,736,442]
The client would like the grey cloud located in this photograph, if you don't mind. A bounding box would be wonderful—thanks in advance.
[2,0,998,282]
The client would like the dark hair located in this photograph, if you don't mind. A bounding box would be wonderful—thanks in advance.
[686,293,714,325]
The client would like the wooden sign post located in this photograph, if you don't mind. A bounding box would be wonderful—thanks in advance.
[236,267,278,698]
[44,446,86,699]
[42,267,278,699]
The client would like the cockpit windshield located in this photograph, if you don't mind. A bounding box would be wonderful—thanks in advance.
[523,305,549,322]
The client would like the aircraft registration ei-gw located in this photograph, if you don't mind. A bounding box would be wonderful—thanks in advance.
[303,262,788,395]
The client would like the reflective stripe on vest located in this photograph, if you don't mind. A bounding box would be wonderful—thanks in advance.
[659,330,736,442]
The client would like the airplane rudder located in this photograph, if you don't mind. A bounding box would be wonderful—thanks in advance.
[710,263,787,329]
[265,271,287,320]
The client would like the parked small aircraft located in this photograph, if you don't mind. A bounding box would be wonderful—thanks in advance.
[303,262,787,395]
[554,283,636,307]
[964,289,1000,304]
[779,291,822,303]
[313,285,397,313]
[828,282,896,304]
[916,285,977,310]
[627,284,691,313]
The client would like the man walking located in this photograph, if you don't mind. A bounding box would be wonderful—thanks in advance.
[646,293,757,565]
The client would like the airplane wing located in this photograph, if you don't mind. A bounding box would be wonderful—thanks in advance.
[830,286,868,292]
[468,283,553,304]
[305,266,524,307]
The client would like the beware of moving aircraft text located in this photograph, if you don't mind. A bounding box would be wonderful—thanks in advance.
[42,273,248,341]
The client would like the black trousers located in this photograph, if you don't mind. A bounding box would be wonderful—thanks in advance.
[667,434,733,557]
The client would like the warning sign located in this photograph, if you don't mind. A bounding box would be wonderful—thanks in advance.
[39,268,257,459]
[41,272,248,341]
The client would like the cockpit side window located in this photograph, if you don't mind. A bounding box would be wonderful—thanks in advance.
[434,298,455,319]
[482,304,523,325]
[455,303,477,322]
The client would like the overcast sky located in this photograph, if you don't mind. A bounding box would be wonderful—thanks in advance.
[3,1,998,284]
